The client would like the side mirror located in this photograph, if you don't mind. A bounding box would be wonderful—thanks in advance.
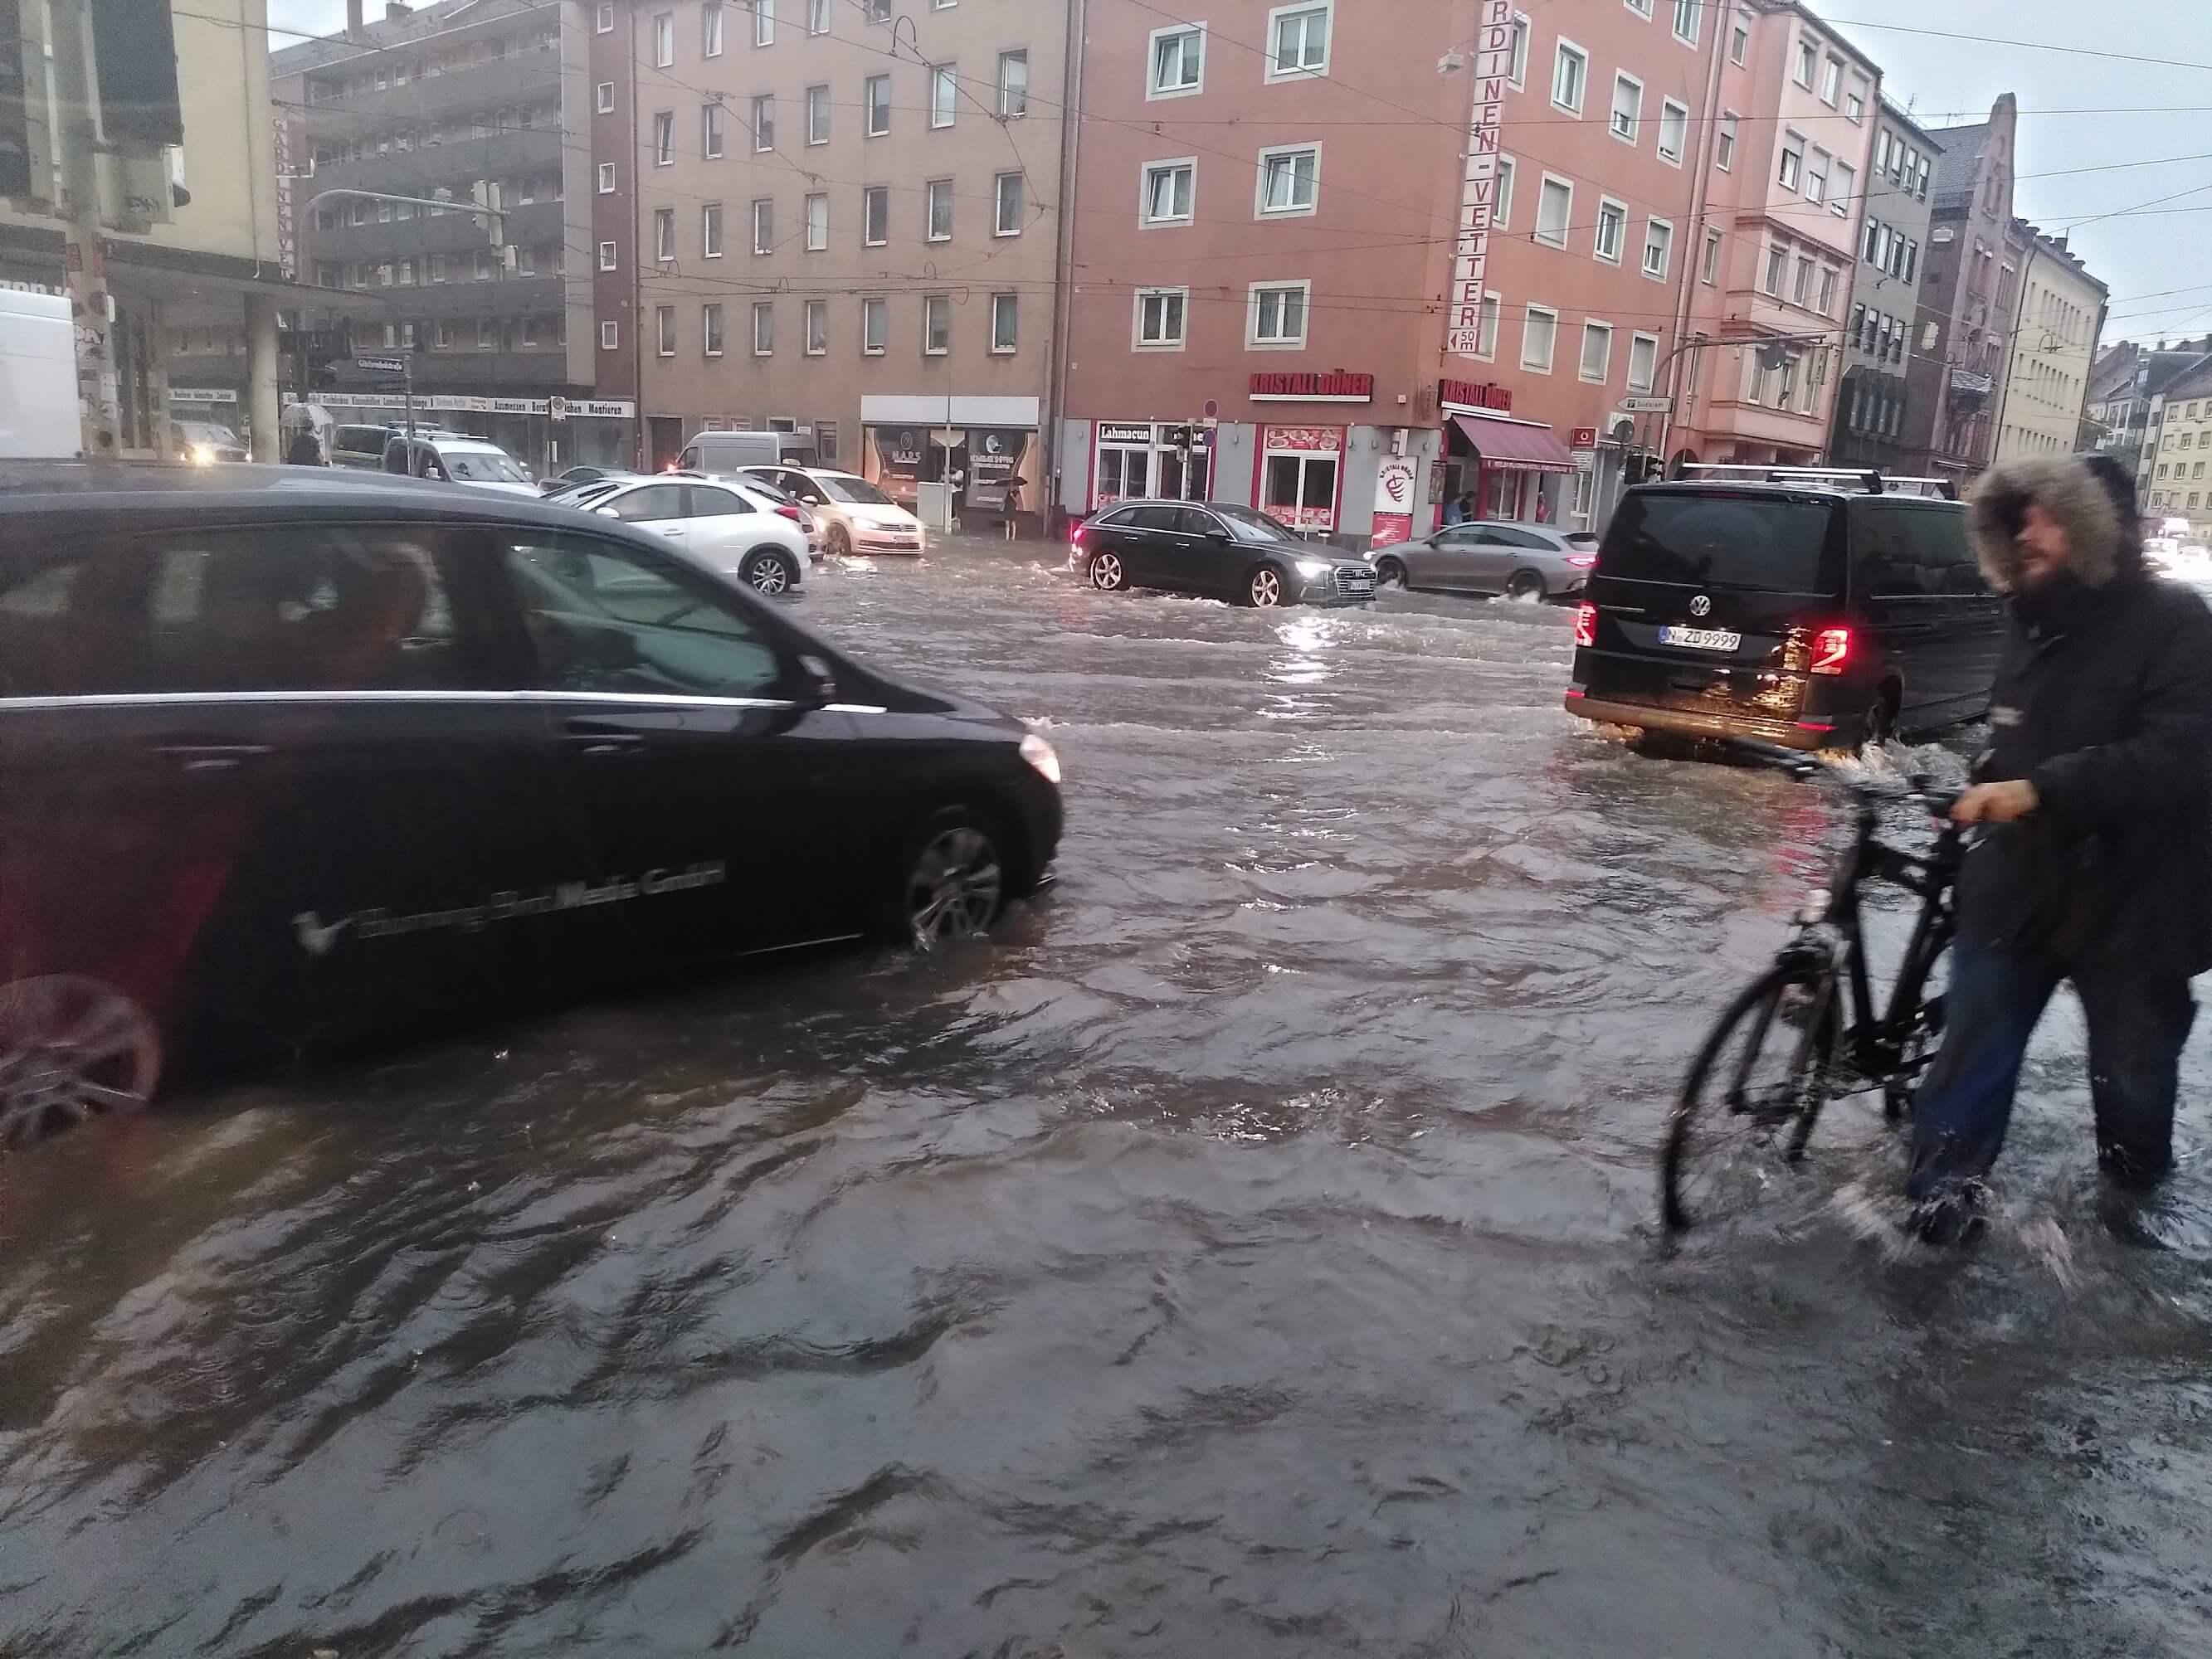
[796,652,838,708]
[595,504,621,518]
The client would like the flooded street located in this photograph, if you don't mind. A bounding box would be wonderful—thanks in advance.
[6,544,2212,1657]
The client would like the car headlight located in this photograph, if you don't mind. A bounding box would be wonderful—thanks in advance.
[189,443,215,465]
[1020,732,1061,786]
[1294,558,1334,580]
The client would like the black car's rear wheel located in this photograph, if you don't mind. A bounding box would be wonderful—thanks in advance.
[1662,961,1839,1232]
[888,808,1008,950]
[1089,551,1128,591]
[1248,566,1287,607]
[0,975,162,1151]
[743,548,797,595]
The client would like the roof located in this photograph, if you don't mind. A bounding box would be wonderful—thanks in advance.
[2162,357,2212,406]
[2015,220,2108,299]
[1876,96,1942,148]
[0,463,570,527]
[1928,122,1990,197]
[270,0,541,76]
[1761,2,1883,78]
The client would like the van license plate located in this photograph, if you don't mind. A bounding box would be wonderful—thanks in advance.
[1658,625,1741,652]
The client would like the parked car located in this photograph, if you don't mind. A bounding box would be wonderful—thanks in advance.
[677,430,817,474]
[742,465,926,558]
[382,434,538,495]
[1070,500,1377,608]
[570,475,811,595]
[1367,520,1596,600]
[172,420,248,465]
[682,469,823,559]
[540,464,637,495]
[1565,480,2000,751]
[0,465,1062,1147]
[329,423,397,470]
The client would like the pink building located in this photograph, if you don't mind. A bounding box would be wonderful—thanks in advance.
[1671,2,1879,468]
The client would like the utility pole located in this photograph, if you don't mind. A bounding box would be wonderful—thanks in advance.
[48,0,119,454]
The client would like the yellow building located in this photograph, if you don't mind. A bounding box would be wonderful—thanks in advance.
[2144,360,2212,539]
[1990,223,2107,468]
[0,0,293,457]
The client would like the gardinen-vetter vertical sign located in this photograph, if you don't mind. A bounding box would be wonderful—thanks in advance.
[1444,0,1513,359]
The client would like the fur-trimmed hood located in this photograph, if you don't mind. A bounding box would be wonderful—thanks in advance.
[1967,455,2135,593]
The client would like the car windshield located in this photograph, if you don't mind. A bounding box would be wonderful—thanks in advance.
[1211,504,1302,545]
[742,476,796,504]
[1599,492,1839,594]
[441,448,529,484]
[815,475,895,506]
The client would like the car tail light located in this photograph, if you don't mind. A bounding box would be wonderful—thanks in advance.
[1071,522,1088,544]
[1573,602,1597,648]
[1810,626,1853,675]
[775,504,803,522]
[1566,553,1597,568]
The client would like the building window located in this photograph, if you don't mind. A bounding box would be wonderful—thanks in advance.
[597,163,616,193]
[865,74,891,134]
[752,94,773,150]
[1257,144,1319,216]
[655,305,675,356]
[806,297,827,354]
[703,1,723,56]
[596,2,613,32]
[754,0,774,46]
[1672,0,1699,45]
[1658,99,1688,165]
[1763,241,1786,295]
[1833,160,1855,216]
[744,197,769,253]
[1267,2,1332,79]
[862,295,888,354]
[1143,159,1196,226]
[991,292,1017,353]
[1474,291,1500,361]
[703,102,724,158]
[924,293,952,353]
[1494,154,1515,228]
[1594,197,1627,265]
[1535,174,1571,248]
[1820,55,1841,105]
[1552,40,1587,113]
[704,303,724,356]
[752,300,774,355]
[806,83,829,144]
[1792,253,1814,305]
[1522,304,1557,374]
[654,111,675,165]
[1507,13,1529,88]
[655,207,675,260]
[1729,5,1748,62]
[999,50,1028,116]
[922,178,952,241]
[595,80,615,113]
[805,192,828,251]
[1625,0,1652,16]
[703,202,724,256]
[1135,287,1187,348]
[1150,23,1205,95]
[996,171,1025,235]
[1249,280,1309,347]
[1580,320,1613,383]
[1845,75,1868,122]
[1628,333,1659,394]
[809,0,828,27]
[654,12,674,66]
[1610,72,1642,144]
[864,184,889,245]
[600,319,619,349]
[1643,217,1673,280]
[1817,265,1839,314]
[1805,146,1830,205]
[1794,32,1815,86]
[1701,226,1721,284]
[930,64,957,127]
[1778,129,1804,191]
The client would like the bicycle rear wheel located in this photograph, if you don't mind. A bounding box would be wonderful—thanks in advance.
[1662,961,1839,1233]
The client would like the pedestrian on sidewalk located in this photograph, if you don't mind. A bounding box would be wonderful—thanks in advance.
[1907,453,2212,1243]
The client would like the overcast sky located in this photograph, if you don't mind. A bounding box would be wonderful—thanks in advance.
[267,0,2210,347]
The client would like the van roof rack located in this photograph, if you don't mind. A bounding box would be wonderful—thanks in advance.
[1676,463,1958,500]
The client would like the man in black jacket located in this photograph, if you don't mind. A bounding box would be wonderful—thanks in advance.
[1907,453,2212,1243]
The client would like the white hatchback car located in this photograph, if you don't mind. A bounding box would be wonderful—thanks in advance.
[564,475,811,594]
[743,465,927,557]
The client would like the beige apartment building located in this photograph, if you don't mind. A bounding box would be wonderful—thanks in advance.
[613,0,1064,522]
[1990,221,2106,467]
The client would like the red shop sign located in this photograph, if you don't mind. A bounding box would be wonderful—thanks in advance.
[1439,377,1513,414]
[1250,371,1374,401]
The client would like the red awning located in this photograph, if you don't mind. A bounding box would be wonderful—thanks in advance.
[1452,414,1578,474]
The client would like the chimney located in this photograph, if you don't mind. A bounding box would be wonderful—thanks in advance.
[345,0,363,36]
[386,0,411,18]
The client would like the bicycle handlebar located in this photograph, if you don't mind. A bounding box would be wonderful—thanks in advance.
[1725,738,1961,821]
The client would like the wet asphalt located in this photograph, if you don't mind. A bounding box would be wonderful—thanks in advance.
[4,542,2211,1657]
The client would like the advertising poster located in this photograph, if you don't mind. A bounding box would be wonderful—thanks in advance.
[1372,452,1417,546]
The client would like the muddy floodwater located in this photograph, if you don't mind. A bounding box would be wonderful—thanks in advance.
[6,546,2211,1657]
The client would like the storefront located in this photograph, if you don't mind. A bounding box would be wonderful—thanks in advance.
[1439,382,1576,527]
[1254,424,1346,534]
[860,396,1043,532]
[1089,420,1214,510]
[280,391,636,469]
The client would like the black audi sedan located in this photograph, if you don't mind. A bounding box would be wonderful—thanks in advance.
[1070,500,1377,607]
[0,466,1061,1146]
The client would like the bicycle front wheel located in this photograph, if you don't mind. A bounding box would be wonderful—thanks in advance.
[1662,961,1839,1233]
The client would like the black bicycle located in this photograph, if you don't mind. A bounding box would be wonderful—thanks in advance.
[1661,741,1965,1233]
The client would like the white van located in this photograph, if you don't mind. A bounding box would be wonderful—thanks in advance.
[0,290,80,460]
[677,430,817,474]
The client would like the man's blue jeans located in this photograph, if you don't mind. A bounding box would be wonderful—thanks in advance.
[1907,938,2195,1204]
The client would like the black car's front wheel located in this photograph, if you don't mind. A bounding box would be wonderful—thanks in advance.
[743,548,798,595]
[1247,565,1287,607]
[0,975,162,1151]
[888,808,1008,950]
[1088,552,1128,591]
[1374,557,1408,588]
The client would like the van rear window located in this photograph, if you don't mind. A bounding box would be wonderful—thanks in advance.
[1600,493,1839,594]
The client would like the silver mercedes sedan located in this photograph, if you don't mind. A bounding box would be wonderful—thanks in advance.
[1365,520,1599,601]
